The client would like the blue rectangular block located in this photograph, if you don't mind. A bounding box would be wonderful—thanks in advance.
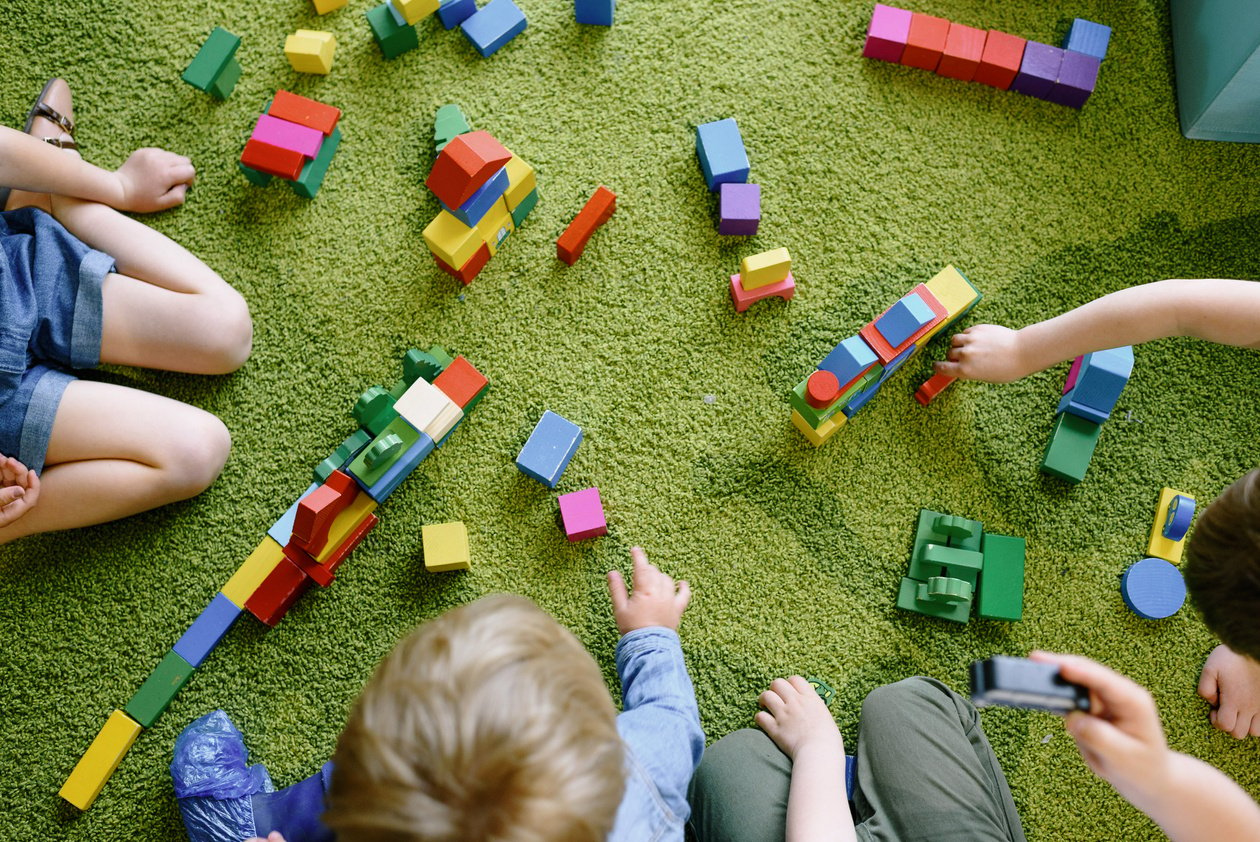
[841,377,883,418]
[461,0,527,57]
[358,432,435,503]
[441,167,509,227]
[872,343,916,388]
[267,483,321,547]
[516,410,582,488]
[818,336,878,387]
[1064,18,1111,61]
[695,118,750,192]
[575,0,614,25]
[1010,42,1064,99]
[1059,345,1133,421]
[875,293,934,348]
[173,593,242,668]
[437,0,477,29]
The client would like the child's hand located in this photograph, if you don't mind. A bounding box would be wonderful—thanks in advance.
[0,455,39,528]
[756,675,843,762]
[1198,644,1260,739]
[114,148,196,213]
[606,546,691,635]
[933,324,1030,383]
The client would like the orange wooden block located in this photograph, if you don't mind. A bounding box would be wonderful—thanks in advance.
[806,370,840,408]
[291,470,357,555]
[937,23,986,81]
[433,356,489,409]
[858,284,948,364]
[426,131,513,209]
[268,90,341,135]
[974,30,1026,89]
[557,186,616,265]
[433,242,491,285]
[901,13,950,71]
[241,138,305,180]
[914,372,957,405]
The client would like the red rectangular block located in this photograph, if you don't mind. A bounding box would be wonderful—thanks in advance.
[269,90,341,135]
[859,284,948,364]
[937,23,986,81]
[974,30,1026,89]
[241,138,305,180]
[433,356,489,409]
[291,470,357,555]
[557,186,616,265]
[325,512,378,574]
[915,372,957,405]
[246,555,311,627]
[432,242,490,285]
[283,541,335,588]
[426,131,512,209]
[901,13,950,71]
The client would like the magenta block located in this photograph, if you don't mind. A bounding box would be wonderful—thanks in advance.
[1063,355,1083,394]
[558,487,607,541]
[251,114,323,159]
[718,183,760,235]
[863,4,912,63]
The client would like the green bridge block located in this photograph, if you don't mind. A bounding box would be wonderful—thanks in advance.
[290,126,342,199]
[313,428,372,483]
[910,542,983,587]
[354,386,399,437]
[182,27,241,94]
[896,577,971,623]
[403,349,446,385]
[124,650,194,727]
[1040,411,1103,483]
[927,576,973,603]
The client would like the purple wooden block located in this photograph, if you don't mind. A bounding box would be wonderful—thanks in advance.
[1010,42,1064,100]
[863,4,912,63]
[1045,50,1100,109]
[251,114,323,159]
[718,182,760,236]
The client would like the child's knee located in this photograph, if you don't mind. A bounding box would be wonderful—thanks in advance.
[205,292,253,374]
[160,411,231,499]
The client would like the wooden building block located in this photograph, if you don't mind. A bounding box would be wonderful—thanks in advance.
[516,410,582,487]
[695,118,750,191]
[366,1,420,59]
[557,186,616,264]
[391,0,439,25]
[730,272,795,312]
[1010,41,1064,100]
[241,138,305,180]
[474,196,514,256]
[937,22,986,81]
[790,407,845,446]
[422,521,471,571]
[863,3,912,63]
[285,29,336,75]
[460,0,528,57]
[901,12,949,71]
[251,113,323,159]
[973,30,1026,89]
[914,372,957,405]
[313,0,349,12]
[977,533,1025,621]
[503,153,537,210]
[269,90,341,135]
[433,243,491,285]
[290,126,342,198]
[1039,412,1102,484]
[291,470,358,555]
[223,537,286,608]
[739,247,791,290]
[426,131,513,208]
[1148,487,1195,564]
[172,592,242,668]
[59,710,142,810]
[245,555,311,627]
[423,210,482,269]
[432,356,489,410]
[124,650,194,728]
[921,265,982,323]
[394,377,463,439]
[182,27,241,93]
[558,487,608,540]
[859,284,947,364]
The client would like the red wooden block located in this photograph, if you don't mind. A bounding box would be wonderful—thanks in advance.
[937,23,986,82]
[973,30,1026,89]
[901,13,950,71]
[433,356,489,409]
[425,131,513,209]
[858,284,948,364]
[246,556,310,627]
[325,512,378,574]
[290,470,357,555]
[432,243,490,285]
[914,372,957,406]
[241,138,305,180]
[269,90,341,135]
[283,541,335,588]
[806,370,840,408]
[557,186,617,265]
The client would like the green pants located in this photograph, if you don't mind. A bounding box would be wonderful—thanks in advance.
[688,677,1026,842]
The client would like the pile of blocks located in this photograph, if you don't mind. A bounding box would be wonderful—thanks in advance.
[863,5,1111,109]
[515,410,607,541]
[367,0,526,59]
[1120,487,1196,620]
[730,247,794,311]
[59,346,487,811]
[239,91,343,199]
[696,118,759,235]
[1039,345,1133,483]
[422,117,538,284]
[897,509,1025,624]
[789,266,981,446]
[182,27,242,100]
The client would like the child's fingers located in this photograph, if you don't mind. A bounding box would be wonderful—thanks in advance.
[165,183,190,206]
[759,687,786,717]
[933,360,963,378]
[606,570,629,613]
[674,579,691,613]
[787,675,813,697]
[170,160,196,183]
[0,486,25,507]
[1031,651,1149,723]
[754,710,777,736]
[1198,664,1221,707]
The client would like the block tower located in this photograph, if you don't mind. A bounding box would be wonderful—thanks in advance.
[239,91,343,199]
[1039,345,1133,483]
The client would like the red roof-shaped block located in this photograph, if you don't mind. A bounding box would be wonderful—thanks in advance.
[426,131,513,209]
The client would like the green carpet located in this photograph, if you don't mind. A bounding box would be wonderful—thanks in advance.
[3,0,1260,838]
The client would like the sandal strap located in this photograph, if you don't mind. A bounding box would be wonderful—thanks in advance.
[31,102,74,136]
[41,137,79,151]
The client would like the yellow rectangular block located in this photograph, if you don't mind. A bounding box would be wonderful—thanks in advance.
[316,491,379,564]
[391,0,439,24]
[923,265,981,322]
[740,248,791,290]
[313,0,348,12]
[285,30,336,75]
[422,521,470,572]
[1148,487,1194,564]
[503,154,537,211]
[222,537,285,608]
[424,211,482,269]
[59,710,142,810]
[791,408,845,446]
[475,197,514,256]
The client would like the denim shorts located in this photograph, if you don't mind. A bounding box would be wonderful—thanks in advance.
[0,208,114,473]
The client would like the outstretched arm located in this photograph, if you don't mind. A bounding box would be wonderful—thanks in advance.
[936,279,1260,383]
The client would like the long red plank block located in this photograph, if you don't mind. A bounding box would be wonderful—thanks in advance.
[246,555,311,626]
[433,243,490,285]
[290,470,357,555]
[557,186,616,265]
[974,30,1026,89]
[241,138,305,180]
[858,284,948,364]
[325,512,378,574]
[268,89,341,135]
[426,131,512,209]
[915,372,957,405]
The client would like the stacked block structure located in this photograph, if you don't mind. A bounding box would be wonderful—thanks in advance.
[696,118,760,235]
[182,27,242,100]
[896,509,1026,624]
[863,5,1109,109]
[239,91,343,199]
[59,346,487,811]
[515,411,607,541]
[1120,486,1196,620]
[731,247,795,311]
[788,266,980,445]
[1039,345,1133,483]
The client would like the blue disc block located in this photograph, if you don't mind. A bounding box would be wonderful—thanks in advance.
[1163,494,1196,541]
[1121,557,1186,620]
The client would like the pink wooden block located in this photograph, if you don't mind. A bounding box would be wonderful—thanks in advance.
[251,114,323,159]
[863,4,912,63]
[730,272,796,312]
[558,487,607,541]
[1063,355,1084,394]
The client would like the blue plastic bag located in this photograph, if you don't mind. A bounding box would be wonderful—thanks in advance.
[171,710,273,842]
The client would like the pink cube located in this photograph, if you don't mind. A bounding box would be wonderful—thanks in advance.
[863,4,912,63]
[558,487,607,541]
[251,113,324,159]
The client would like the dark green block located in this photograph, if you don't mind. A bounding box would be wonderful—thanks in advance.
[434,104,472,151]
[1040,411,1103,483]
[427,345,455,369]
[124,650,194,727]
[290,126,341,199]
[403,349,445,386]
[510,187,539,228]
[366,3,420,59]
[896,577,971,623]
[206,58,241,100]
[354,386,399,437]
[182,27,241,92]
[313,427,372,483]
[909,542,983,587]
[238,161,273,188]
[978,533,1026,621]
[913,508,983,556]
[348,415,420,487]
[806,676,836,706]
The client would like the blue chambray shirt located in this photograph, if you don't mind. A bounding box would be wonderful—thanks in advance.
[607,627,705,842]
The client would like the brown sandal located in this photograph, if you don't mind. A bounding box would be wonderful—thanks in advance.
[24,78,77,149]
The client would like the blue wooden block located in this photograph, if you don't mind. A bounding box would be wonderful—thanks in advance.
[872,343,915,389]
[845,754,856,800]
[173,593,242,668]
[440,167,509,227]
[875,293,934,348]
[267,483,321,547]
[461,0,527,57]
[1121,558,1186,619]
[1010,42,1064,100]
[1171,0,1260,141]
[1059,345,1133,422]
[437,0,477,29]
[841,377,883,418]
[360,431,435,503]
[818,336,878,387]
[516,410,582,488]
[1064,18,1111,61]
[1163,494,1196,541]
[575,0,614,25]
[695,118,750,192]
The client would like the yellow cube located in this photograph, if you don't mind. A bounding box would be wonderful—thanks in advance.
[423,522,471,572]
[222,537,285,608]
[59,710,142,810]
[474,197,514,256]
[391,0,439,24]
[313,0,348,12]
[922,265,981,322]
[285,30,336,75]
[503,154,537,211]
[740,248,791,290]
[791,408,845,446]
[424,211,482,268]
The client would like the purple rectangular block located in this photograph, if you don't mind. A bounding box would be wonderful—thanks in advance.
[251,114,323,159]
[1045,50,1100,109]
[718,182,760,235]
[863,4,912,63]
[1010,42,1064,100]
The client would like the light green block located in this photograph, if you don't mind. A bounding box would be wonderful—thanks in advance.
[124,650,194,728]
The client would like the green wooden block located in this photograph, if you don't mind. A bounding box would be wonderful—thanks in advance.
[124,650,194,727]
[403,349,446,386]
[354,386,398,437]
[789,369,876,428]
[978,533,1026,621]
[388,378,410,400]
[1040,411,1103,483]
[427,345,455,369]
[290,127,341,199]
[434,104,472,151]
[182,27,241,92]
[896,577,971,623]
[206,58,241,100]
[913,509,983,556]
[927,575,973,602]
[364,433,404,470]
[510,187,539,227]
[348,416,420,487]
[239,161,273,188]
[806,676,836,706]
[313,428,372,483]
[366,3,420,59]
[909,542,983,587]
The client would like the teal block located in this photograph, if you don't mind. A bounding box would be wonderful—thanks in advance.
[182,27,241,92]
[367,2,420,59]
[238,161,273,187]
[978,533,1025,621]
[896,577,971,623]
[1040,412,1103,483]
[290,127,341,199]
[206,58,241,100]
[1171,0,1260,141]
[510,187,539,227]
[427,345,455,368]
[313,428,372,483]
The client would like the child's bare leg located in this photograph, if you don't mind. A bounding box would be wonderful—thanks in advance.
[0,380,230,543]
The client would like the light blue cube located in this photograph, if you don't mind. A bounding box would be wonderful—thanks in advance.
[696,118,750,192]
[1063,18,1111,61]
[516,411,582,488]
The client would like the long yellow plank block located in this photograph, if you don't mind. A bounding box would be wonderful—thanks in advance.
[222,537,286,608]
[59,710,142,810]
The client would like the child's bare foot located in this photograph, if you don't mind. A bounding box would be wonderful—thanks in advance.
[5,78,78,213]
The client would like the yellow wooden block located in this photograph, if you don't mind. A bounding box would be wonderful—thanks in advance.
[59,710,142,810]
[424,400,464,443]
[424,211,482,269]
[391,0,439,24]
[285,30,336,75]
[475,197,514,256]
[422,521,470,572]
[1148,487,1194,564]
[316,491,379,564]
[222,537,285,608]
[740,248,791,290]
[922,265,981,322]
[503,154,537,211]
[791,408,845,446]
[313,0,348,12]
